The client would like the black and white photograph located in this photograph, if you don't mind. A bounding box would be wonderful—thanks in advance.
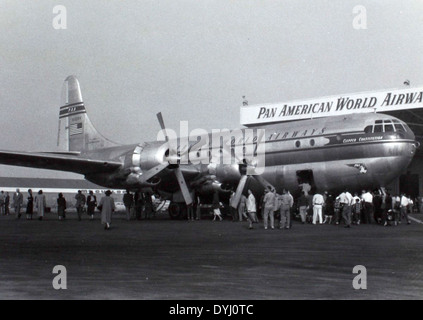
[0,0,422,304]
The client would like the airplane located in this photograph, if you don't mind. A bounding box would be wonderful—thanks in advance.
[0,76,418,219]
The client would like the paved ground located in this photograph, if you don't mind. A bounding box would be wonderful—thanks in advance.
[0,211,422,300]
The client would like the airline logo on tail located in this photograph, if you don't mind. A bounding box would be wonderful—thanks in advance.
[59,102,86,119]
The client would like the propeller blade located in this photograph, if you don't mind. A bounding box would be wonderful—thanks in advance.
[230,175,248,209]
[156,112,169,142]
[174,167,193,205]
[138,162,170,184]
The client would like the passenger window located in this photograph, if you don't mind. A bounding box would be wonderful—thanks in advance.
[375,120,383,124]
[374,125,383,133]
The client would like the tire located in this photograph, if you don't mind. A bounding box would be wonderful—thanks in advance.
[168,203,187,220]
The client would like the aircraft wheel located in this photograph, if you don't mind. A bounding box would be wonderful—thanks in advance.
[168,203,187,220]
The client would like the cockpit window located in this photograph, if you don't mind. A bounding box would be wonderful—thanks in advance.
[364,126,373,133]
[385,124,394,132]
[374,125,383,133]
[365,119,407,133]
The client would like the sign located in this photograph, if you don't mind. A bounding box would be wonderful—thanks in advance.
[240,86,423,126]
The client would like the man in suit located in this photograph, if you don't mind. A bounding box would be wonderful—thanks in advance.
[13,189,23,219]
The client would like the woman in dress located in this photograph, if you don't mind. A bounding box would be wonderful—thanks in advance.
[212,191,223,221]
[99,190,115,230]
[36,190,46,221]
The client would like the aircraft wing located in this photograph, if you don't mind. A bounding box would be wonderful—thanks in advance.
[0,150,122,175]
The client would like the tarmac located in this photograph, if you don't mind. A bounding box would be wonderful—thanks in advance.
[0,211,422,300]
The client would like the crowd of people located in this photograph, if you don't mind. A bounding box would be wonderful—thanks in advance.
[0,188,158,231]
[2,186,419,231]
[227,186,418,229]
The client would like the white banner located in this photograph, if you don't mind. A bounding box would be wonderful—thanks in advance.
[240,86,423,125]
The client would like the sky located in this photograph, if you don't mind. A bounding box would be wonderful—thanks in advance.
[0,0,422,179]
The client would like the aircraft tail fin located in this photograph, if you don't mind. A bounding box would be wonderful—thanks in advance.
[57,76,119,152]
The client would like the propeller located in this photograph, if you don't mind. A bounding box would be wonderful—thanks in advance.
[136,113,193,205]
[229,129,274,209]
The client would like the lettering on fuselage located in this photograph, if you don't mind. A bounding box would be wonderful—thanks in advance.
[342,136,383,144]
[268,128,326,141]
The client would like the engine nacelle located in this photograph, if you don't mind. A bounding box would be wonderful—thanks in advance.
[124,142,169,187]
[208,163,242,185]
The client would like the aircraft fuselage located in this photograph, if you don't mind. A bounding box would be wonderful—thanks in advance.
[82,112,417,197]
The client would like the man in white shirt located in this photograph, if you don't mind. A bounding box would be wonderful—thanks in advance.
[246,190,257,229]
[312,193,324,224]
[361,190,374,224]
[400,193,411,224]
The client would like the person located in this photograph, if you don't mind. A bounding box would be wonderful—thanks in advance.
[238,194,248,222]
[323,193,334,224]
[279,189,293,229]
[352,198,362,225]
[212,191,223,221]
[87,190,97,220]
[373,191,383,224]
[263,187,276,230]
[408,197,414,214]
[229,191,237,221]
[259,193,265,221]
[187,191,195,221]
[312,192,324,224]
[400,193,411,225]
[361,190,374,224]
[187,191,197,221]
[298,191,309,224]
[195,193,202,220]
[144,193,154,220]
[0,191,5,215]
[393,195,401,226]
[134,191,143,220]
[57,193,66,221]
[35,190,46,221]
[99,190,115,230]
[75,190,86,221]
[351,192,361,224]
[299,182,311,196]
[26,189,34,220]
[245,190,256,229]
[5,192,10,215]
[383,192,393,227]
[122,190,134,221]
[339,189,353,228]
[13,189,23,219]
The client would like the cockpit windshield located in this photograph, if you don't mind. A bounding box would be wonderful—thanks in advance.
[364,119,407,134]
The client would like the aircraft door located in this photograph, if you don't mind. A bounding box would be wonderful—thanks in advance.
[296,170,316,197]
